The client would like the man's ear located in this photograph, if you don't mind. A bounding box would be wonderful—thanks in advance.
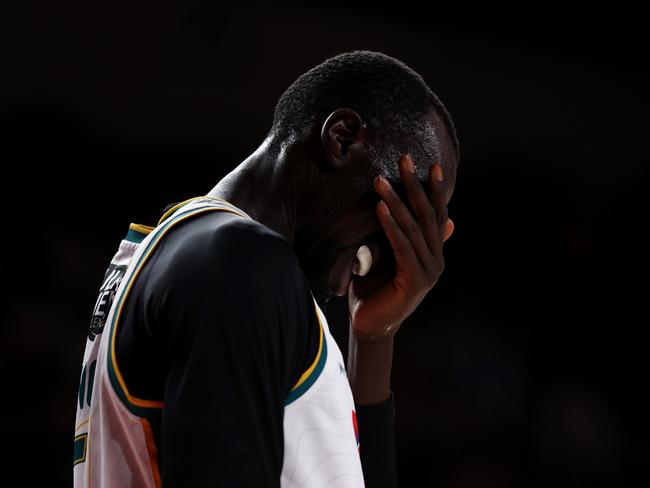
[320,108,367,169]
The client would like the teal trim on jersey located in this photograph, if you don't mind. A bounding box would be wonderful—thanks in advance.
[284,334,328,406]
[107,202,248,423]
[107,205,230,421]
[125,227,148,244]
[73,433,88,466]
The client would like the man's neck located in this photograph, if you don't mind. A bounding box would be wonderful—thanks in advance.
[206,138,303,243]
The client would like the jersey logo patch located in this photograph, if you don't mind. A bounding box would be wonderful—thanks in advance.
[88,264,126,341]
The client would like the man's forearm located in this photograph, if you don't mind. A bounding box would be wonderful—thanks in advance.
[347,324,396,405]
[347,322,398,487]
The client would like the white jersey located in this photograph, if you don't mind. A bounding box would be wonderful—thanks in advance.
[74,196,364,487]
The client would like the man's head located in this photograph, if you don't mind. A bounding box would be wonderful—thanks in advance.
[267,51,459,307]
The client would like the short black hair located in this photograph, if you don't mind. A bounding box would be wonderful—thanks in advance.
[270,50,459,185]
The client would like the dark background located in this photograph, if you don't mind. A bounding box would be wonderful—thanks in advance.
[2,2,648,486]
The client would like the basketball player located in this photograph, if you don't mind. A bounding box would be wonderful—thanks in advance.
[74,51,458,487]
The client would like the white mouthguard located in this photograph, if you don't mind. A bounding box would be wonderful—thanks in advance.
[352,245,373,277]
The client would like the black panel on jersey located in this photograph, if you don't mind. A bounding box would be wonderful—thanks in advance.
[117,210,320,485]
[115,208,397,486]
[117,211,321,403]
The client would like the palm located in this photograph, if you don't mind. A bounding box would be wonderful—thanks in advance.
[348,250,428,341]
[346,155,453,343]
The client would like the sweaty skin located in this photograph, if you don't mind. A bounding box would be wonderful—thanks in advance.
[208,107,457,405]
[351,154,454,340]
[347,154,454,403]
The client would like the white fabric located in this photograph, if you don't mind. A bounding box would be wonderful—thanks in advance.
[74,197,364,487]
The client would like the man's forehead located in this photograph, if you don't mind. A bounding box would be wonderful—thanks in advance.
[393,107,457,205]
[424,108,458,168]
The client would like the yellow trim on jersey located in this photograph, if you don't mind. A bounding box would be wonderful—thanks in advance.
[157,197,205,225]
[75,418,89,433]
[290,304,324,392]
[157,195,242,226]
[129,223,155,234]
[110,205,250,411]
[111,211,213,409]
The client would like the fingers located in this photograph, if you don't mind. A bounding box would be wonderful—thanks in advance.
[374,199,420,277]
[374,172,432,273]
[429,162,449,228]
[373,154,452,283]
[426,162,448,259]
[398,154,442,262]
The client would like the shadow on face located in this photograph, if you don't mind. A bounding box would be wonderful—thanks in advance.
[298,107,458,307]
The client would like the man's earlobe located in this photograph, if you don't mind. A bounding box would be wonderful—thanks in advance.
[321,108,367,169]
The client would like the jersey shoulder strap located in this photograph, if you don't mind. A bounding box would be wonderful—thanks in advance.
[157,196,253,226]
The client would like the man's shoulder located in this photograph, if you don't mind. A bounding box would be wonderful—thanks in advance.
[144,208,313,325]
[192,211,294,260]
[159,210,302,284]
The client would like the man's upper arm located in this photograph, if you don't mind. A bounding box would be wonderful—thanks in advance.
[153,215,320,486]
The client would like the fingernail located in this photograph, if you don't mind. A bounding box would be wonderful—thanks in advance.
[378,200,390,215]
[444,218,454,242]
[434,164,444,182]
[403,154,415,173]
[377,175,392,191]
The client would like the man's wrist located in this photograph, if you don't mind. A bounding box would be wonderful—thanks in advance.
[351,321,401,343]
[347,329,395,405]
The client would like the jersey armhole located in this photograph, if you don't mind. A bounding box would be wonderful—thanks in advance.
[284,301,328,406]
[108,206,244,420]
